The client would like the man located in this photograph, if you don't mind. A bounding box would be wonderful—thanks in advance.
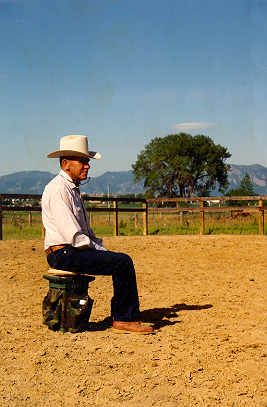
[42,135,153,334]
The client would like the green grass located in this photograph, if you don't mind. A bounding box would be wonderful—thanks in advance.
[3,224,43,240]
[2,212,43,240]
[204,224,261,235]
[1,210,266,240]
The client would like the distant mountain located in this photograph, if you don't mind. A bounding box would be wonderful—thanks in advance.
[0,170,145,195]
[227,164,267,195]
[0,165,267,196]
[86,171,145,196]
[0,171,55,195]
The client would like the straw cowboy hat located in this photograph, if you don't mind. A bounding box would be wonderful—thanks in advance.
[47,135,101,159]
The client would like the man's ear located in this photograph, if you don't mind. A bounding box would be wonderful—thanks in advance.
[61,159,70,172]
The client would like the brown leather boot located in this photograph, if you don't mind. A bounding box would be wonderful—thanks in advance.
[112,320,154,334]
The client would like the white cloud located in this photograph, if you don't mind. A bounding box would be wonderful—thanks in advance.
[171,123,219,132]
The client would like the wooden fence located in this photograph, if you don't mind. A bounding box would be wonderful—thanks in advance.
[146,196,267,236]
[1,193,267,240]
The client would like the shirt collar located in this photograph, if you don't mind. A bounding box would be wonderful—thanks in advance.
[59,169,79,190]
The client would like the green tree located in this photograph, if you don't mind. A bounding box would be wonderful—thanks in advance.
[225,173,255,206]
[226,173,254,197]
[132,133,231,198]
[239,173,255,196]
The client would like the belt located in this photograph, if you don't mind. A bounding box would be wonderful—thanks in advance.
[45,245,67,256]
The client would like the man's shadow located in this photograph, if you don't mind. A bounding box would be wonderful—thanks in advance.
[87,303,213,331]
[140,303,213,329]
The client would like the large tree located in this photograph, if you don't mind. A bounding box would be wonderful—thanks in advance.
[132,133,231,198]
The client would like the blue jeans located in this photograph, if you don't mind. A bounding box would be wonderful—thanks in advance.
[47,246,140,322]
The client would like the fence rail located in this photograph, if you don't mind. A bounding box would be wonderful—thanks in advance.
[1,194,267,240]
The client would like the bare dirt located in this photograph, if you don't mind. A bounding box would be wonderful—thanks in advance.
[0,235,266,406]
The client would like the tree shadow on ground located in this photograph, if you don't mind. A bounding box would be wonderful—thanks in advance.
[87,303,213,331]
[140,303,213,329]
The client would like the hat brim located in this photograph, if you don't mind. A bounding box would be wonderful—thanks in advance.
[47,150,101,159]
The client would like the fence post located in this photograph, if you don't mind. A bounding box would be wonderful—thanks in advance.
[0,196,2,240]
[29,211,32,227]
[113,201,118,236]
[143,202,148,236]
[135,212,138,229]
[199,201,205,235]
[259,199,264,235]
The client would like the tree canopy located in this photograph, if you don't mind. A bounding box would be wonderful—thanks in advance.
[132,133,231,198]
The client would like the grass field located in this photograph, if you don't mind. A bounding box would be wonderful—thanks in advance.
[1,209,266,240]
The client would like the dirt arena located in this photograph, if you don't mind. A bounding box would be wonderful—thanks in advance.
[0,235,266,406]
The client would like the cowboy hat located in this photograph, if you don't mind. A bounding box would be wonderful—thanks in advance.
[47,135,101,159]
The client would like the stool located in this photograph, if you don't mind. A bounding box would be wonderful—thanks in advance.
[42,269,95,333]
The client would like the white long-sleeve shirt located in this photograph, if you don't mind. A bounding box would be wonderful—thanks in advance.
[42,169,106,251]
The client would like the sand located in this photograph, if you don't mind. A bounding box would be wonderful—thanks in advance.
[0,235,266,406]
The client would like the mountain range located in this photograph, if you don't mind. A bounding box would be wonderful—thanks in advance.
[0,170,144,196]
[0,164,267,196]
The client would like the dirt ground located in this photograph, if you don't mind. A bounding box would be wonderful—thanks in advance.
[0,235,266,406]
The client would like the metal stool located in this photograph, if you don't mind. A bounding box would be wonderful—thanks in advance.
[42,269,95,333]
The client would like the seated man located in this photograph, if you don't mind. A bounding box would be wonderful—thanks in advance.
[42,135,153,334]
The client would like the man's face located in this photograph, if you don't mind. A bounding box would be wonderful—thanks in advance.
[64,157,90,183]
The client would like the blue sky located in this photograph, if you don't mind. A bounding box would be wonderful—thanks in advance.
[0,0,266,178]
